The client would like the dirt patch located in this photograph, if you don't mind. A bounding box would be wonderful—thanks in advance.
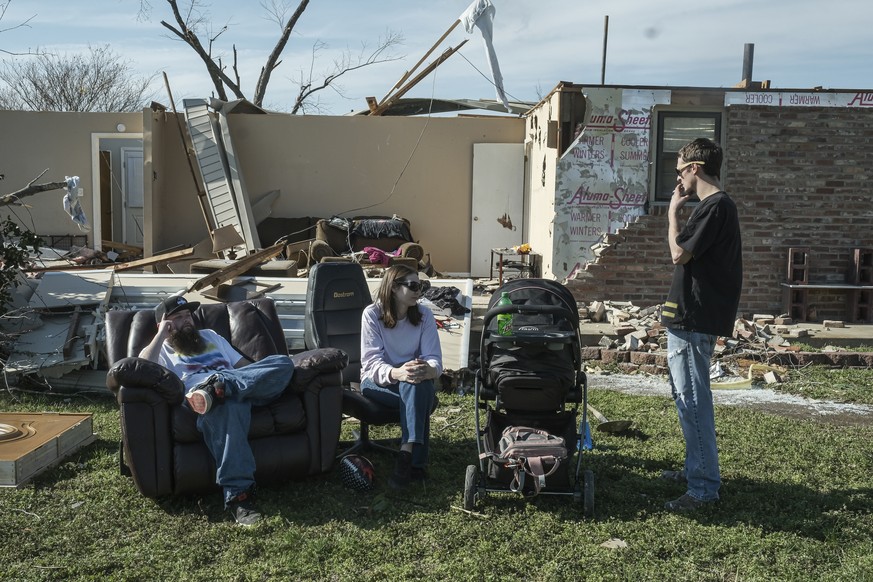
[589,372,873,428]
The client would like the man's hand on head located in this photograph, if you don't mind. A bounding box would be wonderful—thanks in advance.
[158,318,174,338]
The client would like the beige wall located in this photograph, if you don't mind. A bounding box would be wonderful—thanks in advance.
[223,113,524,274]
[0,110,142,247]
[525,91,562,279]
[1,108,524,273]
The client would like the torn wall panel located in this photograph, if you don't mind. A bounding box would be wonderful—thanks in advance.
[3,271,112,378]
[25,271,114,310]
[4,313,95,377]
[553,88,671,280]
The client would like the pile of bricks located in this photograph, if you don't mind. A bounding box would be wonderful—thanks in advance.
[577,301,873,375]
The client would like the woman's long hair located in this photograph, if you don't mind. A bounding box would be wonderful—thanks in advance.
[375,264,422,329]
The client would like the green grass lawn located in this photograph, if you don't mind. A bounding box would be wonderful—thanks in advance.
[2,377,872,581]
[780,366,873,404]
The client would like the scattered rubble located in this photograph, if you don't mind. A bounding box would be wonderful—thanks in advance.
[576,300,872,378]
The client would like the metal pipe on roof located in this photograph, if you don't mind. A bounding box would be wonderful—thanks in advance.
[601,15,609,85]
[742,43,755,85]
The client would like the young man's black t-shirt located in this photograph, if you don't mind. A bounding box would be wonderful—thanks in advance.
[661,191,743,337]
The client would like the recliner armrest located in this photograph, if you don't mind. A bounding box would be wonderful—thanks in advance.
[290,348,348,391]
[106,357,185,405]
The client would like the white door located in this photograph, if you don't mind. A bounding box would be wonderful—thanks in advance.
[470,143,525,278]
[122,148,144,246]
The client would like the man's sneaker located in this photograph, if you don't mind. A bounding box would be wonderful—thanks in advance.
[664,493,715,513]
[185,374,226,415]
[227,491,261,527]
[660,469,687,484]
[389,450,413,489]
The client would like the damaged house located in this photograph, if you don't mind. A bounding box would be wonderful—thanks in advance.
[2,77,873,385]
[525,82,873,324]
[0,101,526,384]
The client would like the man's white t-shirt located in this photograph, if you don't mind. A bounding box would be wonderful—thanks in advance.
[158,329,243,391]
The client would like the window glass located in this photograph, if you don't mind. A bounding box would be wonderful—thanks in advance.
[654,112,721,201]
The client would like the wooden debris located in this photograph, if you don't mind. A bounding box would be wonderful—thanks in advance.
[450,505,489,519]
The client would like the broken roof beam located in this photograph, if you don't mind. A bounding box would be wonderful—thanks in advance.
[368,40,468,116]
[379,19,461,105]
[110,247,196,272]
[186,243,285,293]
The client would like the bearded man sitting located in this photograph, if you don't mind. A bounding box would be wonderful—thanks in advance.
[138,295,295,526]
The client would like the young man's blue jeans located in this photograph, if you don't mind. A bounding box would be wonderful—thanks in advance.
[191,354,294,505]
[666,328,720,501]
[360,377,435,468]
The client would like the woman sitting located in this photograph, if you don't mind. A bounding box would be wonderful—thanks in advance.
[360,265,442,488]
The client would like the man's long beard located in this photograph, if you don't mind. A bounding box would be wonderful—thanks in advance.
[168,325,206,355]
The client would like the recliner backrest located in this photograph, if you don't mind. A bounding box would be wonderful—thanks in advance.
[105,298,286,365]
[304,262,372,385]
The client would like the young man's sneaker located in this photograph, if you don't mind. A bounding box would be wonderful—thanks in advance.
[664,493,715,513]
[389,450,413,489]
[227,491,261,526]
[660,469,687,484]
[185,374,226,415]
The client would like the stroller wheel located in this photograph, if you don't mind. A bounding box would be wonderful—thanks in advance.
[583,469,595,518]
[463,464,480,511]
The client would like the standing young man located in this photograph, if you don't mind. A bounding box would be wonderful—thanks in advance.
[660,138,743,512]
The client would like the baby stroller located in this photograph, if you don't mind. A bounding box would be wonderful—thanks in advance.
[464,278,594,517]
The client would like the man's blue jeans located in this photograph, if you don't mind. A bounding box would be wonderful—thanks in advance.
[191,354,294,505]
[666,328,721,501]
[360,377,435,468]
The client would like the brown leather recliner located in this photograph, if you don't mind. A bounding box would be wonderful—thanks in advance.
[105,298,347,498]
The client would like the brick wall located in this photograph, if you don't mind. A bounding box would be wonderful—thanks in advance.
[567,105,873,322]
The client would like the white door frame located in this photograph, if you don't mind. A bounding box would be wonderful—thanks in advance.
[90,132,144,250]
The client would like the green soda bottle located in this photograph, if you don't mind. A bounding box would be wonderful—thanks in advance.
[496,292,513,336]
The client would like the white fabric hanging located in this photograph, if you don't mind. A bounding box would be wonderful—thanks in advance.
[63,175,89,231]
[459,0,511,112]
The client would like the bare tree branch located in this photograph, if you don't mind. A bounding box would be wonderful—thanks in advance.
[0,169,65,207]
[253,0,308,106]
[0,45,155,111]
[159,0,244,102]
[290,32,405,115]
[142,1,404,113]
[0,0,39,56]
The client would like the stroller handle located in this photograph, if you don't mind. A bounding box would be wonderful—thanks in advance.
[483,303,575,326]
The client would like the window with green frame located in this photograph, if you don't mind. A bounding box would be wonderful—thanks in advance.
[653,111,722,202]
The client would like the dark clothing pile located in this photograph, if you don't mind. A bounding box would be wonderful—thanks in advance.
[423,286,471,317]
[351,218,413,242]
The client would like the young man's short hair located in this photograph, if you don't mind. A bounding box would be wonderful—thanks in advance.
[678,138,722,179]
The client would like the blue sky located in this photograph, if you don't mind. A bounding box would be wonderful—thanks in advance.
[1,0,871,114]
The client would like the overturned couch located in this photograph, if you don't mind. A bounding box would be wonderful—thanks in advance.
[105,298,347,498]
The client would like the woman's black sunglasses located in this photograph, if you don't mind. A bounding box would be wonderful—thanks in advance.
[395,279,431,293]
